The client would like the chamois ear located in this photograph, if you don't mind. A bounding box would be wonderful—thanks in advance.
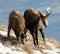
[45,7,52,16]
[38,11,44,17]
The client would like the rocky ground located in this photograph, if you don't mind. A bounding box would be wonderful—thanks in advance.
[0,25,60,54]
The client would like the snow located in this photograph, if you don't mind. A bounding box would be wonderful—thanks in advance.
[46,42,56,50]
[0,30,7,36]
[43,50,58,54]
[33,50,42,54]
[0,43,28,54]
[0,30,60,54]
[0,30,15,37]
[43,42,60,54]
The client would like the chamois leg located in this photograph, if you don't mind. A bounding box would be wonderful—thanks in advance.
[15,32,25,44]
[35,30,39,46]
[30,29,36,46]
[7,25,11,39]
[24,29,28,34]
[39,29,46,44]
[15,32,19,41]
[20,33,25,45]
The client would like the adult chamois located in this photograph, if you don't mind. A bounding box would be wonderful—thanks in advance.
[8,10,27,44]
[24,8,52,46]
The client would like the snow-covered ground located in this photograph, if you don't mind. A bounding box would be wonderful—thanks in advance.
[0,43,28,54]
[42,42,60,54]
[0,30,60,54]
[0,30,15,37]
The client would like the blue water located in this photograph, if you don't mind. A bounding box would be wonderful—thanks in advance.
[0,0,60,41]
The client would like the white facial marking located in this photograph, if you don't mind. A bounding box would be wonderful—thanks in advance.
[45,19,48,27]
[39,19,45,29]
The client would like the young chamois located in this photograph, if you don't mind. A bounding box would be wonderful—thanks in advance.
[8,10,27,44]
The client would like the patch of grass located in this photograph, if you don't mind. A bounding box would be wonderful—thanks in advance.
[47,38,60,48]
[0,25,7,31]
[0,25,60,54]
[22,44,33,54]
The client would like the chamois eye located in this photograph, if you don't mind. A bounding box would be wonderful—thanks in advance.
[44,17,47,19]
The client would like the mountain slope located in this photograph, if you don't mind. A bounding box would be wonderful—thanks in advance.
[0,25,60,54]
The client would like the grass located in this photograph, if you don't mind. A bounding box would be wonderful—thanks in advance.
[0,25,60,54]
[47,38,60,48]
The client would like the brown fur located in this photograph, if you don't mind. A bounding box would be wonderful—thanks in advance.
[8,10,26,44]
[24,8,51,46]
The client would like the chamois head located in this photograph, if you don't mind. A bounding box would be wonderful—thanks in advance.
[40,7,52,28]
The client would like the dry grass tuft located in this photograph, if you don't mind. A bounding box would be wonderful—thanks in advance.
[47,38,60,48]
[0,25,7,31]
[3,41,11,47]
[21,44,33,54]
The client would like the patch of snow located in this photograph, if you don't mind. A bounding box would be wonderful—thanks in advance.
[0,30,60,54]
[0,30,7,36]
[42,42,60,54]
[43,50,58,54]
[0,43,28,54]
[0,30,15,37]
[46,42,56,50]
[33,50,42,54]
[39,45,46,49]
[11,46,23,51]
